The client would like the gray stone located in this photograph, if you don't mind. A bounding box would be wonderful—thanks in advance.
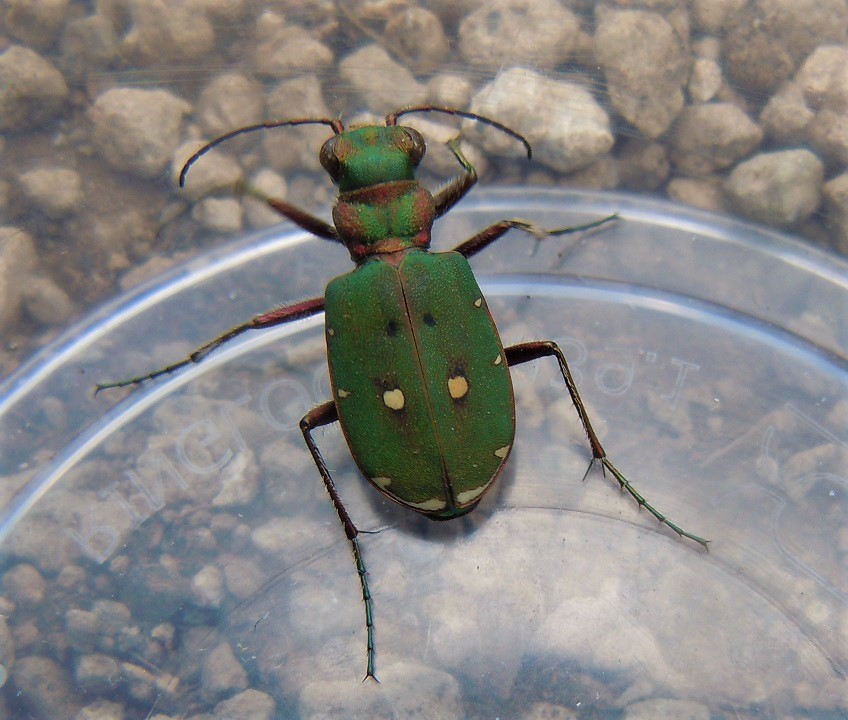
[725,149,824,227]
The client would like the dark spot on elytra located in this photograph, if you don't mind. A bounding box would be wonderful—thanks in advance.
[423,313,436,327]
[386,319,398,337]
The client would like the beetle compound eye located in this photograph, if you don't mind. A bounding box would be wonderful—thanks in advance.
[402,128,426,166]
[319,138,342,178]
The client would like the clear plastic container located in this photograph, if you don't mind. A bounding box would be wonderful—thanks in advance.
[0,189,845,719]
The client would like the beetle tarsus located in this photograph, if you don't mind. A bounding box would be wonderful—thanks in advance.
[506,340,708,549]
[301,402,378,680]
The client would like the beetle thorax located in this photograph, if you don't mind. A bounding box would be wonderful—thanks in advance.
[333,181,436,261]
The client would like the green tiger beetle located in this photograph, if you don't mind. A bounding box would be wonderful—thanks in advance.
[97,105,708,681]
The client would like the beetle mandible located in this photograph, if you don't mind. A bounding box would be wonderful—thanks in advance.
[97,106,708,681]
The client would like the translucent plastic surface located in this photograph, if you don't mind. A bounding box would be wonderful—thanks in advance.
[0,190,846,719]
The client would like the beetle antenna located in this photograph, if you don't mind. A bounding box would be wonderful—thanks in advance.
[179,117,345,187]
[386,106,532,159]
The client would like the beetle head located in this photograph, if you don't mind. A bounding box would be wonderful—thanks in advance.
[319,125,426,192]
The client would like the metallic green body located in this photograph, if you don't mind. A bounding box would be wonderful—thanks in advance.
[107,109,703,682]
[325,249,515,519]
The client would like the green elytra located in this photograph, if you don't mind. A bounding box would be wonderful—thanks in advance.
[97,106,708,681]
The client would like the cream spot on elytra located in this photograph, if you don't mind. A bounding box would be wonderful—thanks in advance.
[447,374,469,399]
[494,445,510,459]
[407,497,447,511]
[456,484,489,505]
[383,388,405,410]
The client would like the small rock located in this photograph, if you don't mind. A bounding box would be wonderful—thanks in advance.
[219,555,265,601]
[688,57,723,103]
[624,697,710,720]
[667,176,727,213]
[59,15,119,77]
[23,276,75,327]
[795,44,848,110]
[13,656,82,718]
[339,45,426,111]
[263,75,332,172]
[3,563,46,606]
[522,703,577,720]
[119,561,191,623]
[65,609,99,653]
[213,689,275,720]
[724,0,848,93]
[120,661,158,701]
[467,68,613,174]
[725,149,824,227]
[692,0,748,35]
[0,227,37,331]
[385,7,449,74]
[19,167,84,219]
[57,565,87,591]
[151,622,175,645]
[75,654,121,693]
[426,74,473,109]
[0,617,14,686]
[458,0,579,71]
[201,642,248,701]
[760,82,815,142]
[75,699,125,720]
[244,169,288,229]
[595,9,688,138]
[196,73,264,140]
[251,517,328,562]
[119,0,215,65]
[806,109,848,165]
[192,197,243,234]
[3,0,71,50]
[0,45,68,131]
[691,0,747,34]
[823,172,848,255]
[91,600,133,637]
[253,12,333,78]
[89,88,190,178]
[617,139,669,191]
[212,450,260,506]
[11,619,40,652]
[191,565,225,608]
[669,102,763,175]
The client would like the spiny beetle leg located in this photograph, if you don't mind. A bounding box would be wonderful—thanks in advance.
[435,110,617,246]
[238,180,340,242]
[504,340,709,549]
[94,297,325,394]
[432,138,479,219]
[452,215,618,260]
[300,401,378,682]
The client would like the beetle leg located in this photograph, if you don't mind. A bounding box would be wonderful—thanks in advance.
[452,214,617,259]
[505,340,709,549]
[238,180,340,242]
[95,297,326,393]
[432,138,479,218]
[301,401,378,682]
